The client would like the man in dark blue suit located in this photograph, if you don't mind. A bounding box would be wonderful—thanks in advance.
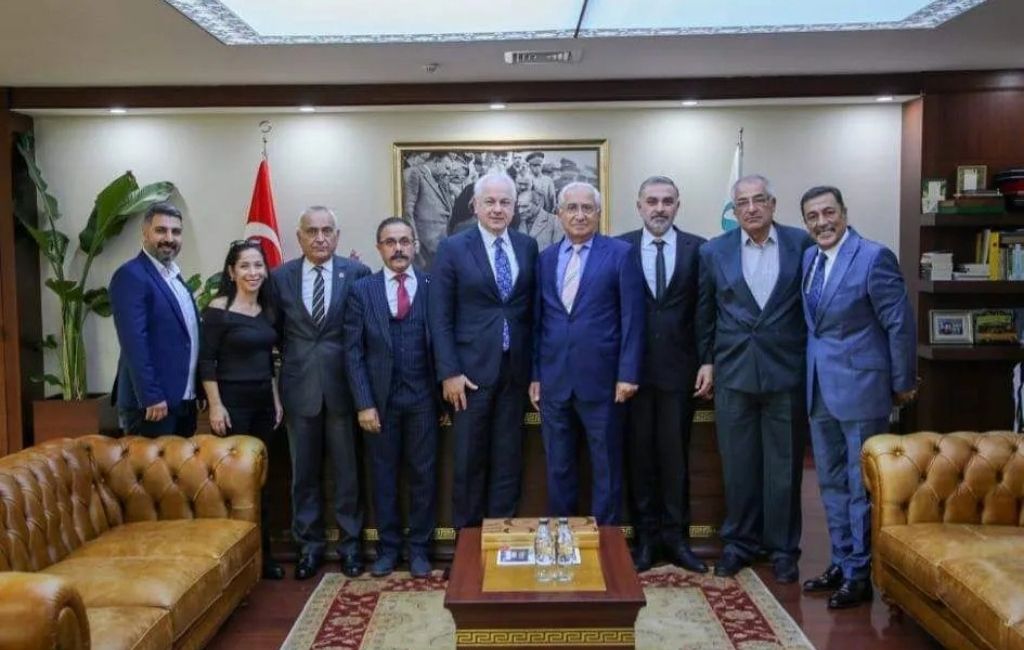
[697,174,813,583]
[110,202,200,437]
[429,172,538,529]
[531,182,646,525]
[345,217,437,579]
[797,186,916,609]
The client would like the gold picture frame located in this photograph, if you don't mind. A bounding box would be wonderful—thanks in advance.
[956,164,988,194]
[393,139,610,268]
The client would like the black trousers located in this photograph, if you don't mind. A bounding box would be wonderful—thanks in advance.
[119,399,197,437]
[627,386,695,546]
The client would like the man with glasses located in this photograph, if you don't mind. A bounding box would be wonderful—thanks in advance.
[697,175,814,583]
[344,217,438,578]
[271,206,370,580]
[429,172,539,530]
[530,182,645,524]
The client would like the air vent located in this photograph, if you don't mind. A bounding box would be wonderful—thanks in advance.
[504,49,581,65]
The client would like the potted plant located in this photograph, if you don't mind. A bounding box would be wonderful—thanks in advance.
[15,133,177,442]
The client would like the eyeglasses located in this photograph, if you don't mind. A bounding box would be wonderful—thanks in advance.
[230,238,262,249]
[378,237,416,248]
[733,194,771,210]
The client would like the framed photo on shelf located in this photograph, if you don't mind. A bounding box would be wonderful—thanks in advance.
[972,309,1019,345]
[921,178,947,213]
[930,310,974,345]
[956,165,988,194]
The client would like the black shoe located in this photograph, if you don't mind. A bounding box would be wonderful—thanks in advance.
[294,554,322,580]
[828,578,873,609]
[665,543,708,574]
[713,552,748,578]
[262,559,285,580]
[802,564,843,593]
[632,540,656,572]
[772,557,799,584]
[341,552,364,578]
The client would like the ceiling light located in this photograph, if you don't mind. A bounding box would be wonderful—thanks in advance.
[109,107,127,115]
[681,100,699,107]
[299,105,316,113]
[489,103,507,110]
[876,95,895,102]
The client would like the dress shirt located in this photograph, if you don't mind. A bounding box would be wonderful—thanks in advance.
[740,225,780,310]
[302,257,334,317]
[143,249,199,400]
[805,228,851,291]
[477,223,519,286]
[383,266,418,317]
[557,236,594,293]
[641,227,677,296]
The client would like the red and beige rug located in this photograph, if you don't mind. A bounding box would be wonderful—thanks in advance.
[281,565,814,649]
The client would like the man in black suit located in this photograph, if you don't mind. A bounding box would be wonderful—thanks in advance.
[345,217,437,579]
[619,176,708,574]
[429,172,539,529]
[271,206,371,580]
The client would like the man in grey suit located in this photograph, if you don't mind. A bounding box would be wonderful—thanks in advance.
[404,153,454,269]
[272,206,371,580]
[697,175,814,583]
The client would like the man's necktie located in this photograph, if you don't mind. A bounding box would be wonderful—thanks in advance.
[806,251,826,316]
[494,239,512,351]
[312,265,325,326]
[654,239,666,301]
[395,272,410,320]
[561,244,582,312]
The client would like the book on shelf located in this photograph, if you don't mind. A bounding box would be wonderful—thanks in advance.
[920,251,953,280]
[938,192,1005,214]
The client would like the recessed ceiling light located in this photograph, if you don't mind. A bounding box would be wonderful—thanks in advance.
[489,103,507,110]
[299,105,316,113]
[681,100,699,107]
[109,107,127,115]
[876,95,895,102]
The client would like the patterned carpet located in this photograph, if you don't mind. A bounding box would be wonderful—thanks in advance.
[281,565,814,649]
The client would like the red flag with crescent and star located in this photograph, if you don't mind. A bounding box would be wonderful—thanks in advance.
[244,158,283,268]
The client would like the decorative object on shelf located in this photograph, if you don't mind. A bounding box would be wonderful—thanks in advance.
[957,164,988,195]
[921,178,947,213]
[993,168,1024,211]
[973,309,1019,345]
[930,310,974,345]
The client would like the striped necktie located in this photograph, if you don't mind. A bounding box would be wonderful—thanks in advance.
[312,266,325,326]
[561,244,582,312]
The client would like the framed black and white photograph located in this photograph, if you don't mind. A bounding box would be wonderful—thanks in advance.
[393,140,609,268]
[929,310,974,345]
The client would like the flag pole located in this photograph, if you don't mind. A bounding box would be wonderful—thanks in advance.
[259,120,273,160]
[737,127,744,177]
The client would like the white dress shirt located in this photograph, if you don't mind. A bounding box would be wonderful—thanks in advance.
[383,266,418,317]
[143,249,199,400]
[806,228,851,292]
[478,223,519,286]
[641,227,677,296]
[302,257,334,317]
[741,225,780,310]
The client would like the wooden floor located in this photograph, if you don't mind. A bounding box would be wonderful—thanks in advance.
[208,468,943,650]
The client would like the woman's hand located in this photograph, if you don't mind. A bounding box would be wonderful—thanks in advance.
[209,403,232,436]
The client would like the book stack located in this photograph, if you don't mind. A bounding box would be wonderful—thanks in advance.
[921,251,954,280]
[938,190,1005,214]
[976,230,1024,280]
[953,263,989,281]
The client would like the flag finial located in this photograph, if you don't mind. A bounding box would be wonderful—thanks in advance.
[259,120,273,159]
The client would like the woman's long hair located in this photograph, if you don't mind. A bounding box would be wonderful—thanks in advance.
[215,240,276,324]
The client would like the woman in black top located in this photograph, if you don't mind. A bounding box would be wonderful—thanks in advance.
[199,239,284,580]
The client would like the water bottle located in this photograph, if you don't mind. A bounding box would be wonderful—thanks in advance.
[534,518,556,582]
[555,517,577,583]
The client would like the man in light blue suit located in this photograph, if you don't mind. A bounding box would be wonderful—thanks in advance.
[797,185,916,609]
[530,182,646,525]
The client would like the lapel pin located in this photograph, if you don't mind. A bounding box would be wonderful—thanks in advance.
[338,271,345,279]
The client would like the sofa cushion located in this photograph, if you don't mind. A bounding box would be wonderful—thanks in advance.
[877,524,1024,598]
[86,607,173,650]
[42,556,220,638]
[940,557,1024,650]
[1010,622,1024,650]
[68,519,259,588]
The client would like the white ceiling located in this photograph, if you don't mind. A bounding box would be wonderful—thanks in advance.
[0,0,1020,87]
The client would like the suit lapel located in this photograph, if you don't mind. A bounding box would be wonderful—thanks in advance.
[722,230,761,315]
[139,253,189,334]
[467,228,501,300]
[325,255,349,326]
[759,226,798,320]
[423,169,451,211]
[291,260,317,329]
[510,232,530,296]
[629,230,655,301]
[815,229,861,327]
[370,271,392,348]
[573,235,608,311]
[666,227,689,298]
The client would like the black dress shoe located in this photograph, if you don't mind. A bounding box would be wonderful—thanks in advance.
[341,552,364,578]
[802,564,843,593]
[772,557,799,584]
[665,544,708,574]
[828,578,873,609]
[294,554,322,580]
[632,540,655,572]
[262,559,285,580]
[713,552,748,578]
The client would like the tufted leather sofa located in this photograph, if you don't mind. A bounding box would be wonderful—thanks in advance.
[0,434,266,650]
[862,431,1024,650]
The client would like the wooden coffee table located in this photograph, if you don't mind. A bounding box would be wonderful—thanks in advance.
[444,527,646,649]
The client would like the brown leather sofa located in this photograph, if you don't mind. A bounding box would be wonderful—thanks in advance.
[862,431,1024,650]
[0,434,266,650]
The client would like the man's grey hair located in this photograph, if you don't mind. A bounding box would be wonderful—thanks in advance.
[297,205,338,230]
[558,181,602,211]
[731,174,774,201]
[637,175,679,199]
[473,172,517,198]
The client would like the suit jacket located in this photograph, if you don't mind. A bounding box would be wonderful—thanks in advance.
[534,234,646,402]
[109,251,198,410]
[619,227,706,392]
[271,254,371,417]
[520,208,564,252]
[429,226,538,387]
[404,165,453,258]
[802,228,916,421]
[697,223,814,394]
[344,269,436,421]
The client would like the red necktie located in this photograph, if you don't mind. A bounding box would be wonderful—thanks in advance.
[395,273,410,320]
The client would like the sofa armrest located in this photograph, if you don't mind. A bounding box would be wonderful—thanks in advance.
[0,572,88,650]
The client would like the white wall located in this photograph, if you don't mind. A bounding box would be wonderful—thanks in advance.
[32,103,901,394]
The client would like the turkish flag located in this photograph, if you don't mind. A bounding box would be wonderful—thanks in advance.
[243,159,283,268]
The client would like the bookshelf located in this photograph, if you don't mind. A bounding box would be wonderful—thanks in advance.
[918,280,1024,294]
[918,344,1024,362]
[921,212,1024,227]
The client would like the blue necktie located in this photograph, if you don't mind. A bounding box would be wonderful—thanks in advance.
[494,238,512,351]
[806,251,826,316]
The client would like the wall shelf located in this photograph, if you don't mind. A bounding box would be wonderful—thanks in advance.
[918,344,1024,361]
[918,280,1024,293]
[921,213,1024,227]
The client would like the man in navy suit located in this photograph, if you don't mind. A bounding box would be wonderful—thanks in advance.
[110,202,200,437]
[797,186,916,609]
[345,217,437,579]
[619,176,707,573]
[530,182,645,525]
[429,172,539,529]
[697,174,813,583]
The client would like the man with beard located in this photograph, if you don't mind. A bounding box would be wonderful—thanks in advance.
[110,202,200,437]
[345,217,438,579]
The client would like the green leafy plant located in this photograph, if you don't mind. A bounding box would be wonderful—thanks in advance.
[186,272,224,312]
[15,132,177,400]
